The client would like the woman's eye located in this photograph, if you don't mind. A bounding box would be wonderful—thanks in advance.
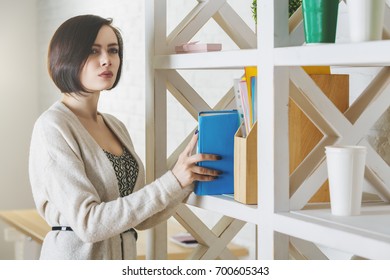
[109,48,119,54]
[91,48,99,54]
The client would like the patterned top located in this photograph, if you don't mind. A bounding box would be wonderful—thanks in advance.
[103,146,139,197]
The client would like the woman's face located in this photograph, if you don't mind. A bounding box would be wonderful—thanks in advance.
[80,25,120,94]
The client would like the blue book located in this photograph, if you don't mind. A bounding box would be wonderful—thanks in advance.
[251,76,257,125]
[194,110,240,195]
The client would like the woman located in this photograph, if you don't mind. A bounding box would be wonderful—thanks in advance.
[29,14,220,260]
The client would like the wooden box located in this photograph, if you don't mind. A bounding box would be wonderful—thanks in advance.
[234,122,258,205]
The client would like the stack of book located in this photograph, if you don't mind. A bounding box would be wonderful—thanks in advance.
[193,67,258,197]
[233,66,257,138]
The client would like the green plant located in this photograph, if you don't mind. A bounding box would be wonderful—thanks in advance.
[251,0,302,23]
[251,0,257,23]
[289,0,302,17]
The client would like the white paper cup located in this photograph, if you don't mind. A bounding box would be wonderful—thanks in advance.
[325,145,367,216]
[347,0,385,42]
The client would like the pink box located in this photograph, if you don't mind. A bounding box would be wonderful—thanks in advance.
[175,41,222,53]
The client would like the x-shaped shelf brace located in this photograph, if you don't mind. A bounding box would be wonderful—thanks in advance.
[155,0,256,55]
[174,204,246,260]
[289,66,390,210]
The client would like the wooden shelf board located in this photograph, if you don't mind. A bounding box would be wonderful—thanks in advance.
[275,40,390,67]
[274,203,390,259]
[154,41,390,70]
[186,193,259,224]
[154,49,257,69]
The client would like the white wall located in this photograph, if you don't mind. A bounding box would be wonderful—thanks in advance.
[0,0,39,259]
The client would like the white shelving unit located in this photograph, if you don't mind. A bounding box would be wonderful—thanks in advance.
[145,0,390,259]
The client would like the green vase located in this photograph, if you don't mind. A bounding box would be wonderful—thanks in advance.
[302,0,339,44]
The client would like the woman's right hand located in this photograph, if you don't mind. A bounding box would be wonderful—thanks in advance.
[171,132,221,188]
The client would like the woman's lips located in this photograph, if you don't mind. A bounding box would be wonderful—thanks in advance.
[99,71,113,78]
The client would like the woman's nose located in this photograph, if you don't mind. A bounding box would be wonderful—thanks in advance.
[101,52,112,67]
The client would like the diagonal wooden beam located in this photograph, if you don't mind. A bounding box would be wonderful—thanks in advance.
[290,67,351,136]
[290,136,338,196]
[289,242,307,260]
[361,139,390,201]
[199,217,246,259]
[345,67,390,124]
[289,80,339,137]
[383,1,390,39]
[167,0,227,51]
[213,2,257,49]
[290,237,328,260]
[166,1,206,44]
[289,6,302,34]
[290,160,329,210]
[188,217,245,260]
[213,86,236,110]
[174,204,216,246]
[351,83,390,141]
[174,204,245,260]
[217,247,238,260]
[165,70,211,118]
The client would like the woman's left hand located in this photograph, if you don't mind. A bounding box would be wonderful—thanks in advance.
[171,132,221,188]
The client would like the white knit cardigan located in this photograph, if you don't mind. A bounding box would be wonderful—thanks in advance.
[29,101,192,259]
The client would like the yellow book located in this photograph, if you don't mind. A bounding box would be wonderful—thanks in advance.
[244,66,257,129]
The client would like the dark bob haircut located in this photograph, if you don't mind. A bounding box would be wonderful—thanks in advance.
[48,15,123,95]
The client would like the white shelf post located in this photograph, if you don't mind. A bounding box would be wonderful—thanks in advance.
[257,0,290,259]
